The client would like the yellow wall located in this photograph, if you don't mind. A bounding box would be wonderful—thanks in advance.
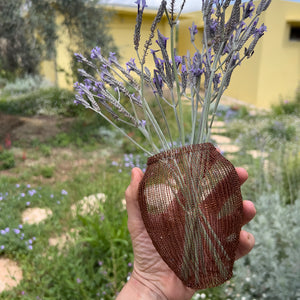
[108,6,170,72]
[257,0,300,107]
[227,0,300,108]
[42,1,300,108]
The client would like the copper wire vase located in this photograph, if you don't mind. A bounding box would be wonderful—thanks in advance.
[138,143,243,289]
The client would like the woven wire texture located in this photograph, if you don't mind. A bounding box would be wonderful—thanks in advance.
[138,143,243,289]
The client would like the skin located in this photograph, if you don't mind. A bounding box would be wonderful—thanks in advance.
[117,167,256,300]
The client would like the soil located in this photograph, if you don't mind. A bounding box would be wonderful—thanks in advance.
[0,112,73,142]
[0,113,111,185]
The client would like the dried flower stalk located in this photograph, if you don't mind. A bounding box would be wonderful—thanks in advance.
[74,0,270,156]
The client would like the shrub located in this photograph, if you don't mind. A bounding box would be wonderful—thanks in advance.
[230,193,300,300]
[0,87,81,117]
[2,75,51,96]
[0,150,15,170]
[271,91,300,116]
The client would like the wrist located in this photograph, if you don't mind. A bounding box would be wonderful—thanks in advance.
[117,272,167,300]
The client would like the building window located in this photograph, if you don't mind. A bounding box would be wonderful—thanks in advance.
[290,26,300,41]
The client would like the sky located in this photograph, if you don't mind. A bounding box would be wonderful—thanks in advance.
[104,0,202,12]
[104,0,300,12]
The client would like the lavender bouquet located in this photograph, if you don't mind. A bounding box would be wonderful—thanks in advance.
[74,0,271,289]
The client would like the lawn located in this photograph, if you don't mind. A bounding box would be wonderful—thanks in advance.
[0,83,299,299]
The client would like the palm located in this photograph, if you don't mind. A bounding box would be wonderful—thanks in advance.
[129,213,195,300]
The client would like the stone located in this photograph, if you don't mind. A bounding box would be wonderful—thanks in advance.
[0,258,23,293]
[22,208,53,225]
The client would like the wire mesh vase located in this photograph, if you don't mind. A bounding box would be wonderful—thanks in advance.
[138,143,243,289]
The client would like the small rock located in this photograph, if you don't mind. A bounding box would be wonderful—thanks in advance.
[0,258,23,293]
[71,193,106,217]
[211,135,231,145]
[247,150,268,159]
[218,144,240,153]
[22,208,53,225]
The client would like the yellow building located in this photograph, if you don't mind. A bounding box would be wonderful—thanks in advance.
[42,0,300,108]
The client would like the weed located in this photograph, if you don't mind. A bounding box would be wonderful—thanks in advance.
[0,150,15,170]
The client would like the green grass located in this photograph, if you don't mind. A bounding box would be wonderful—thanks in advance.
[0,167,132,299]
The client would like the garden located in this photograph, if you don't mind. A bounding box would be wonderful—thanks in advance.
[0,75,299,299]
[1,0,300,299]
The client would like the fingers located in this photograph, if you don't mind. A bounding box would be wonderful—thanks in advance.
[235,167,248,185]
[235,230,255,260]
[236,200,256,260]
[242,200,256,226]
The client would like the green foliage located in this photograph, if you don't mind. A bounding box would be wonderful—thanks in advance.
[0,87,80,116]
[0,0,117,79]
[0,180,72,257]
[39,144,52,157]
[231,194,300,300]
[0,150,15,170]
[0,167,132,299]
[2,75,51,96]
[36,166,55,179]
[277,147,300,204]
[271,91,300,116]
[0,86,299,299]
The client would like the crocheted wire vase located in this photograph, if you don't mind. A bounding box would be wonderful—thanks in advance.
[138,143,243,289]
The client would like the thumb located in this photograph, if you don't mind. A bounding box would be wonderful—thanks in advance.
[125,168,144,229]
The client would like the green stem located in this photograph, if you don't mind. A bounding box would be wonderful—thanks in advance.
[171,23,185,146]
[88,106,153,155]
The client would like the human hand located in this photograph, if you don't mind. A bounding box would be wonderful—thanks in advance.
[117,167,255,300]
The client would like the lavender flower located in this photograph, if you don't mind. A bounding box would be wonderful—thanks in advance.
[74,0,271,154]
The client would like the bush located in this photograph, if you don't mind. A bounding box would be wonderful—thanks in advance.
[1,75,51,96]
[230,193,300,300]
[271,91,300,116]
[0,150,15,170]
[0,87,81,117]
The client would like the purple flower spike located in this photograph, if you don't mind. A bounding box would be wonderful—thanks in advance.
[135,0,147,9]
[74,53,84,62]
[108,52,117,64]
[91,46,101,59]
[255,24,267,37]
[156,30,169,49]
[189,22,198,42]
[139,120,146,128]
[243,0,255,19]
